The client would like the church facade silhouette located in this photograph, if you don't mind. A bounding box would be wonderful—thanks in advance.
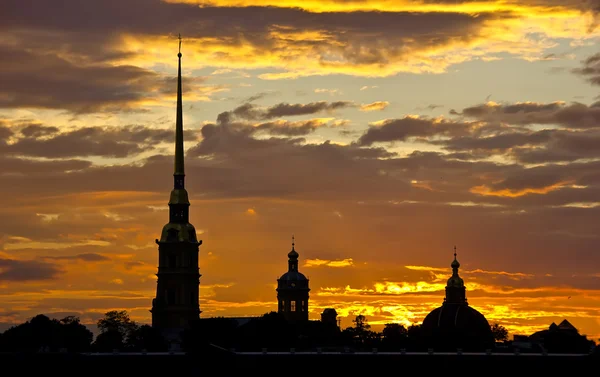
[148,40,494,347]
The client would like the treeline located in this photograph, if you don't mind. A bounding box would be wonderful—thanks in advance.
[0,311,595,354]
[0,311,166,353]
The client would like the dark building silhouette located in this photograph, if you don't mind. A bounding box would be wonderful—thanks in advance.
[277,237,310,322]
[321,308,338,326]
[151,38,202,341]
[421,247,494,351]
[529,319,594,353]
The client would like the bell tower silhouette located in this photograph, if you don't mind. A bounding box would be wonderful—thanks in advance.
[276,236,310,322]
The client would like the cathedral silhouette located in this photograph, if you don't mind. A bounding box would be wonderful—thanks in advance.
[421,247,494,350]
[149,39,494,347]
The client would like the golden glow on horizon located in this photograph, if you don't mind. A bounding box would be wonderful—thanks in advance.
[165,0,589,17]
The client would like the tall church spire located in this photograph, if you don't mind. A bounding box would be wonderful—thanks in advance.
[151,36,202,340]
[174,33,185,187]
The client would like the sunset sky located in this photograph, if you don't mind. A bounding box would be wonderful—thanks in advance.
[1,0,600,341]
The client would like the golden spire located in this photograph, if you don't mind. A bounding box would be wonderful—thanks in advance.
[174,33,185,178]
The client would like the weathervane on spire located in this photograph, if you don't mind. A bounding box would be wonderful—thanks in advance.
[454,245,457,259]
[292,235,295,249]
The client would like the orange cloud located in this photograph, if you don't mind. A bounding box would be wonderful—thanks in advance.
[304,258,354,268]
[405,265,534,280]
[360,101,390,111]
[165,0,591,16]
[470,181,574,197]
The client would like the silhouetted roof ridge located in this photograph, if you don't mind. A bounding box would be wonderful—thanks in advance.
[558,319,576,330]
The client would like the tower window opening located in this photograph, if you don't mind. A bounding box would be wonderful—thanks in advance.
[169,254,176,268]
[291,301,296,312]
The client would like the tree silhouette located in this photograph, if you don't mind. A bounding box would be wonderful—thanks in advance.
[406,323,425,351]
[94,310,139,352]
[59,316,94,352]
[491,323,509,342]
[97,310,138,337]
[382,323,408,349]
[93,329,124,352]
[342,315,380,349]
[0,314,92,353]
[353,315,370,332]
[128,324,168,352]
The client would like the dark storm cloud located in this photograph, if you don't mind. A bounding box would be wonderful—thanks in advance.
[0,1,504,50]
[2,123,201,159]
[187,123,399,200]
[124,261,146,270]
[573,52,600,85]
[218,101,355,123]
[452,101,600,129]
[44,253,111,262]
[435,99,600,163]
[0,121,400,201]
[254,120,330,136]
[0,156,92,174]
[0,120,597,209]
[512,129,600,163]
[0,125,13,141]
[0,46,164,113]
[20,124,60,138]
[0,257,62,282]
[356,117,475,146]
[241,91,281,104]
[435,128,600,163]
[483,167,567,192]
[1,104,600,212]
[0,1,513,111]
[438,129,553,153]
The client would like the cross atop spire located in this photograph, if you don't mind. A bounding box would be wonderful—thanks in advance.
[451,246,460,271]
[445,245,466,303]
[288,235,299,264]
[178,33,182,57]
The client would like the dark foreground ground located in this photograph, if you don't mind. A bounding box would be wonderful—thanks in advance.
[0,349,597,376]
